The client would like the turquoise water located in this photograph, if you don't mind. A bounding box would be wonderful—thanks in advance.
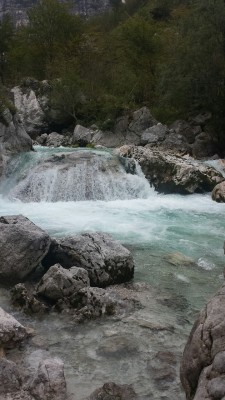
[1,146,225,399]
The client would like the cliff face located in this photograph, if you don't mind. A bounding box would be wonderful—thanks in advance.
[0,0,112,25]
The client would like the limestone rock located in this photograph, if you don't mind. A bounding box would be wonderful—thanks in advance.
[37,264,90,301]
[0,307,27,348]
[12,86,47,137]
[212,181,225,203]
[0,215,51,283]
[180,282,225,400]
[29,358,67,400]
[0,109,33,155]
[141,123,168,146]
[42,233,134,287]
[88,382,137,400]
[117,145,223,194]
[0,358,21,395]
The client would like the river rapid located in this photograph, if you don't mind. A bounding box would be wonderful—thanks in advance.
[0,146,225,399]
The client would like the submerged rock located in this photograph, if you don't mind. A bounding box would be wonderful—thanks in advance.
[0,307,27,349]
[117,145,223,194]
[212,181,225,202]
[43,233,134,287]
[29,358,67,400]
[180,282,225,400]
[88,382,137,400]
[0,215,51,283]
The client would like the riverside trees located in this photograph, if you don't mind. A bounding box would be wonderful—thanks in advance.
[2,0,225,146]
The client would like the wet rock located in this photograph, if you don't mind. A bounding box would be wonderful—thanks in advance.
[29,358,67,400]
[11,284,48,314]
[0,215,51,283]
[42,233,134,287]
[97,335,138,358]
[180,282,225,400]
[37,264,90,301]
[88,382,137,400]
[69,287,116,322]
[166,252,195,267]
[0,358,21,395]
[117,145,223,194]
[73,124,96,146]
[212,181,225,203]
[147,351,177,390]
[0,307,27,349]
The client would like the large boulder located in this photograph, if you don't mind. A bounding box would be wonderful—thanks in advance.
[181,282,225,400]
[0,215,51,283]
[0,307,27,348]
[212,181,225,203]
[0,108,33,155]
[140,123,169,146]
[11,83,48,137]
[117,145,223,194]
[29,358,67,400]
[88,382,137,400]
[42,233,134,287]
[37,264,90,301]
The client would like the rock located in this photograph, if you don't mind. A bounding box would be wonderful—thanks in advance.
[29,358,67,400]
[11,85,48,137]
[37,264,90,301]
[0,108,33,155]
[117,145,223,194]
[180,282,225,400]
[0,358,21,395]
[212,181,225,203]
[170,120,202,144]
[0,307,27,349]
[189,112,212,127]
[97,334,138,358]
[69,287,116,321]
[0,215,51,283]
[128,106,158,133]
[42,233,134,287]
[161,130,191,154]
[88,382,137,400]
[191,132,216,158]
[147,351,177,390]
[11,283,48,314]
[73,124,96,146]
[166,252,194,267]
[141,123,168,145]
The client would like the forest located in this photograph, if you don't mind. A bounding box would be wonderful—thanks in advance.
[0,0,225,147]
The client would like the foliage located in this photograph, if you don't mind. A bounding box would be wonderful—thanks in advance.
[2,0,225,147]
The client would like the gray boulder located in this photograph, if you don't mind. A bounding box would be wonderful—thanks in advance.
[29,358,67,400]
[73,124,96,146]
[37,263,90,301]
[0,108,33,155]
[117,145,223,194]
[212,181,225,203]
[0,307,27,348]
[170,120,201,144]
[141,123,168,146]
[181,282,225,400]
[0,215,51,283]
[42,233,134,287]
[11,85,48,137]
[88,382,137,400]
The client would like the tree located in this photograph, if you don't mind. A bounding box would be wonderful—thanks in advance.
[0,15,14,83]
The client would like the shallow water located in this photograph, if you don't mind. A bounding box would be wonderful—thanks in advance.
[1,146,225,399]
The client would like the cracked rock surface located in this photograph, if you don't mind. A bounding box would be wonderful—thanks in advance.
[181,281,225,400]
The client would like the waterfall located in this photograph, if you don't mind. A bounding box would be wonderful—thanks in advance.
[1,147,154,202]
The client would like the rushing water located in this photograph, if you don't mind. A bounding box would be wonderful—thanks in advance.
[1,146,225,399]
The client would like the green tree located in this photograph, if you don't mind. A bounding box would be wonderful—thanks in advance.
[0,15,14,83]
